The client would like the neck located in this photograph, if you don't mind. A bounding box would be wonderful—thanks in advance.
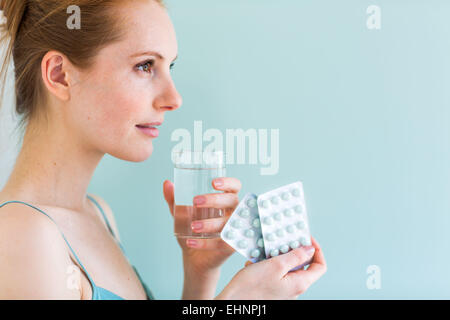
[2,115,104,211]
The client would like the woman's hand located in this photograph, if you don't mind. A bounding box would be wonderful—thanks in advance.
[163,177,240,273]
[215,237,327,300]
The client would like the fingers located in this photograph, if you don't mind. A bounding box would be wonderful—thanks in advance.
[286,237,327,294]
[287,262,326,296]
[185,237,235,254]
[309,236,327,268]
[193,192,239,209]
[212,177,242,193]
[163,180,174,215]
[269,246,316,277]
[191,216,228,233]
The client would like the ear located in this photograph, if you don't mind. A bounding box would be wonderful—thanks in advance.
[41,51,72,102]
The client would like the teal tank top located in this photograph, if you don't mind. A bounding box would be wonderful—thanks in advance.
[0,195,155,300]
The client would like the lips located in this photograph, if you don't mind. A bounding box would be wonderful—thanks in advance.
[136,121,162,138]
[136,121,162,128]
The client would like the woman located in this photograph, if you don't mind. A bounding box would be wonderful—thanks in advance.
[0,0,326,300]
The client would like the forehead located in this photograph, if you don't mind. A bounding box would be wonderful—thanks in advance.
[104,0,178,60]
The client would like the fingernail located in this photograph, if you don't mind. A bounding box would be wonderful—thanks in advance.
[191,221,203,231]
[214,178,224,187]
[193,196,206,205]
[303,246,315,255]
[186,239,198,247]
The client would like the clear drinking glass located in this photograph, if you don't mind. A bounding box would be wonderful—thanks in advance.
[173,150,226,239]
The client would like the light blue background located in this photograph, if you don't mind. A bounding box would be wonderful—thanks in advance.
[2,0,449,299]
[88,0,450,299]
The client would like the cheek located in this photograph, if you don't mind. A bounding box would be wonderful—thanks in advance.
[91,72,145,126]
[98,92,139,131]
[74,79,154,161]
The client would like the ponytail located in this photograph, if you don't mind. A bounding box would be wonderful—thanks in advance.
[0,0,27,116]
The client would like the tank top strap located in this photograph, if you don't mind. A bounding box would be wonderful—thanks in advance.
[0,200,98,290]
[86,195,127,254]
[86,195,155,300]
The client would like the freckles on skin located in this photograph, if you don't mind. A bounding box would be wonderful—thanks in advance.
[67,0,178,161]
[72,63,154,161]
[86,39,156,132]
[83,47,152,130]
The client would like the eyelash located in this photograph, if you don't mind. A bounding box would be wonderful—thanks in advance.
[136,60,175,73]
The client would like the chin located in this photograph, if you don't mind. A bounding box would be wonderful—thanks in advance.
[108,142,154,163]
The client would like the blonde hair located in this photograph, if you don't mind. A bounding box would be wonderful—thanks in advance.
[0,0,164,128]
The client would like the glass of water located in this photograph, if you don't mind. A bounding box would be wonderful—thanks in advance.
[173,150,226,239]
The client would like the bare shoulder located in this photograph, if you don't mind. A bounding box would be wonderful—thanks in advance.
[88,194,121,241]
[0,202,65,251]
[0,203,80,299]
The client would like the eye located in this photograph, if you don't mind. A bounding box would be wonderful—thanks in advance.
[170,62,175,70]
[136,59,155,73]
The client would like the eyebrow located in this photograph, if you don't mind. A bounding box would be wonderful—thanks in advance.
[130,51,178,62]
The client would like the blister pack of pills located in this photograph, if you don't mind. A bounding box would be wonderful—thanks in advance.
[257,181,312,267]
[220,193,266,263]
[221,181,312,269]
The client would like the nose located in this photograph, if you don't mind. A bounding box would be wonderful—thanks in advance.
[153,77,183,112]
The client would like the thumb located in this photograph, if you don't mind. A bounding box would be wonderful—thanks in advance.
[271,246,315,275]
[163,180,175,216]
